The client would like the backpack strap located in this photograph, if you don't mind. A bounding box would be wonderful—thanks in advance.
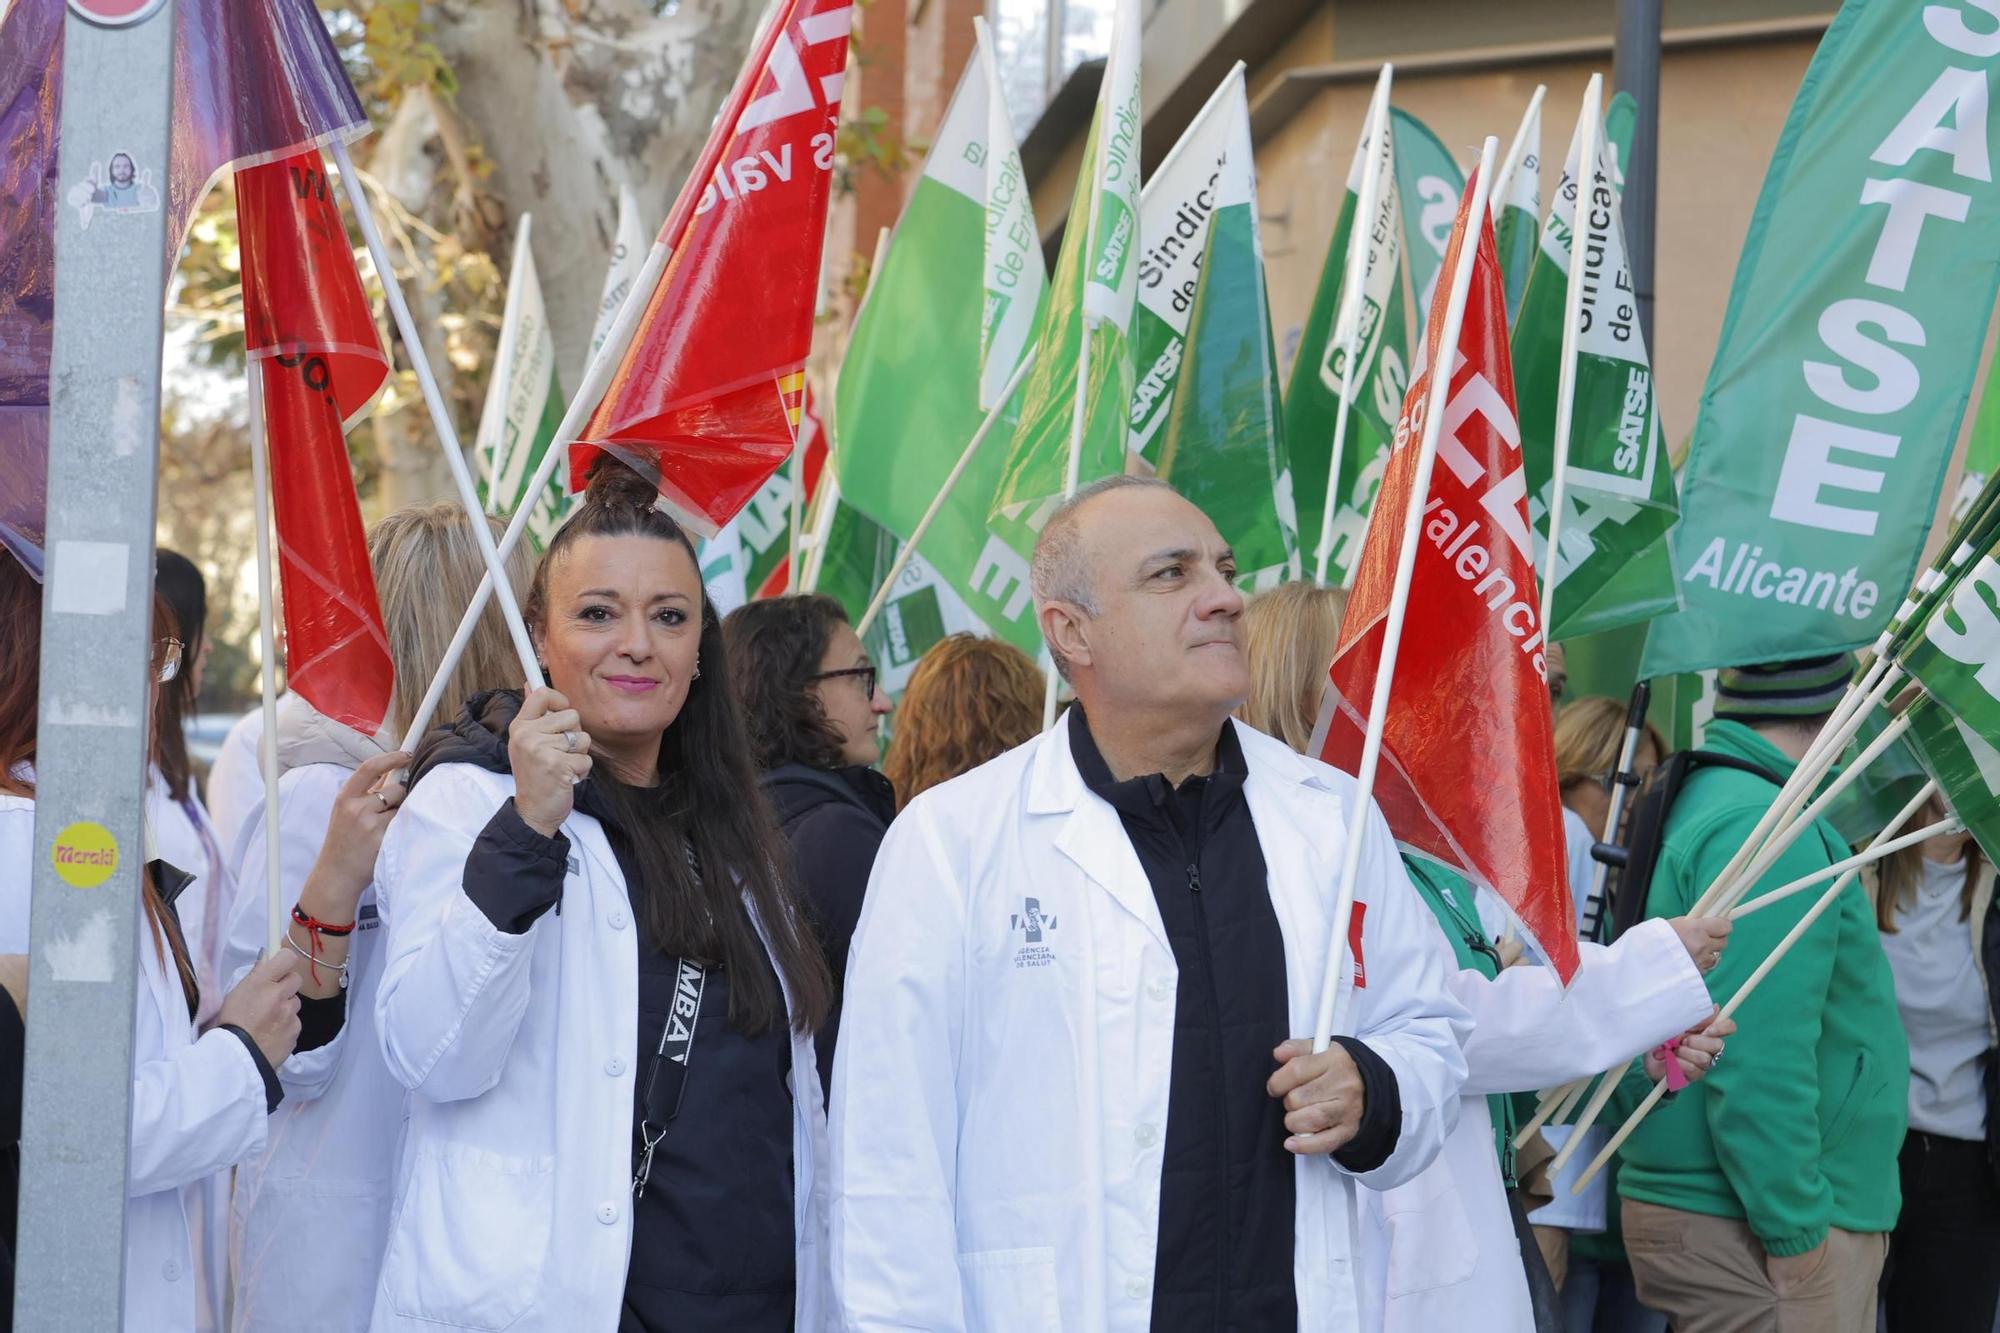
[1606,749,1785,941]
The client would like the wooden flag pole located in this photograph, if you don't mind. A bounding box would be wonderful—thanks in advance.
[1313,64,1394,586]
[1551,775,1939,1176]
[247,367,287,956]
[1730,813,1960,921]
[330,138,541,686]
[854,349,1038,638]
[1311,135,1501,1053]
[394,238,675,752]
[1569,778,1940,1195]
[1514,1078,1586,1150]
[1539,75,1603,634]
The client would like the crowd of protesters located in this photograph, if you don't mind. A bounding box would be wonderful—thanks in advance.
[0,467,1990,1333]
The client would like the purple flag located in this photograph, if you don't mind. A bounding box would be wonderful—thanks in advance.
[0,0,366,575]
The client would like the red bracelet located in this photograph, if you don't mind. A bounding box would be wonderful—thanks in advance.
[290,905,355,986]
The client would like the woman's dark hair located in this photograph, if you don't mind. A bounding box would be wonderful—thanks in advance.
[525,464,832,1035]
[720,594,852,773]
[153,549,206,801]
[0,556,197,1011]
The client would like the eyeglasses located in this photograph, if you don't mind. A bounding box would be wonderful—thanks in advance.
[154,637,183,685]
[811,665,878,701]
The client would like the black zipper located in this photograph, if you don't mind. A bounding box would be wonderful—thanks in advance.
[1186,857,1231,1328]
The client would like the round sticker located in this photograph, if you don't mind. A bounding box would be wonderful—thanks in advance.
[50,822,119,888]
[67,0,170,27]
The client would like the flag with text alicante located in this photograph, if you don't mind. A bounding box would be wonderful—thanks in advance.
[574,0,853,538]
[1317,167,1578,983]
[237,150,394,737]
[1640,0,2000,679]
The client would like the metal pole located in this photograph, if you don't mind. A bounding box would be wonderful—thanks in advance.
[1613,0,1662,347]
[19,2,177,1325]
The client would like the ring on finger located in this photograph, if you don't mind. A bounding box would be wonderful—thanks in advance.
[562,730,579,754]
[374,789,389,809]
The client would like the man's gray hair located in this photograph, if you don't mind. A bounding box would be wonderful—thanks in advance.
[1030,474,1178,679]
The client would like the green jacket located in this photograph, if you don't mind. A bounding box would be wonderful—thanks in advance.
[1401,856,1519,1185]
[1616,720,1907,1255]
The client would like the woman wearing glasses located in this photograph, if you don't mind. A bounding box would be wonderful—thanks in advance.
[370,463,833,1332]
[722,593,894,1097]
[0,552,373,1332]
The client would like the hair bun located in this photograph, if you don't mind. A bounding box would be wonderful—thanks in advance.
[582,458,661,512]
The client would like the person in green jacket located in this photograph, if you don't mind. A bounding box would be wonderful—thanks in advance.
[1618,655,1908,1333]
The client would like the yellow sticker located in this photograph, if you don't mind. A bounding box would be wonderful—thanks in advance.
[50,822,119,889]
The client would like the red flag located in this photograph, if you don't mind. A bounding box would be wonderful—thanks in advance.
[753,387,828,600]
[236,149,394,736]
[571,0,853,539]
[1316,169,1578,982]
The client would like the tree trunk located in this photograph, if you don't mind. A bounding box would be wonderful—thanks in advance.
[429,0,765,383]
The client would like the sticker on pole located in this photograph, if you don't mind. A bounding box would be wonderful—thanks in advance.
[67,0,170,26]
[50,822,119,888]
[65,153,161,230]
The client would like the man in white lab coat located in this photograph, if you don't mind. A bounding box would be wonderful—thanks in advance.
[828,476,1472,1332]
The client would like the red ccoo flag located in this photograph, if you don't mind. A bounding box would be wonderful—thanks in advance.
[236,148,394,737]
[1315,170,1578,982]
[571,0,853,538]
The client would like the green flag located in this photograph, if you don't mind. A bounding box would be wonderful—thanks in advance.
[1953,346,2000,523]
[1281,71,1408,586]
[1390,107,1465,319]
[1603,90,1638,198]
[1514,93,1682,640]
[1492,90,1543,323]
[992,0,1141,523]
[1151,70,1298,585]
[831,29,1048,656]
[475,214,568,550]
[1640,2,2000,680]
[1906,694,2000,860]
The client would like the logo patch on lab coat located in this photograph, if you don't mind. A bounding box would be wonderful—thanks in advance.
[1009,896,1057,968]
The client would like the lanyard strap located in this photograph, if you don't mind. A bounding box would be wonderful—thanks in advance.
[633,957,706,1197]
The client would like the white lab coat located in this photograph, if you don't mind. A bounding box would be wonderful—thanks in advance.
[1362,919,1714,1333]
[827,719,1471,1333]
[369,762,829,1332]
[223,761,400,1332]
[0,776,273,1333]
[205,705,271,860]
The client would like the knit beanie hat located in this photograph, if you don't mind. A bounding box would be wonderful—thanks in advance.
[1711,653,1855,725]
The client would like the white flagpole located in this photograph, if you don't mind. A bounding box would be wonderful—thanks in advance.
[1730,814,1961,920]
[1310,135,1501,1053]
[1314,65,1394,587]
[247,368,286,957]
[393,237,675,752]
[854,349,1037,638]
[481,213,535,516]
[1568,777,1942,1194]
[798,468,840,594]
[1539,75,1601,634]
[1490,84,1547,224]
[328,138,541,686]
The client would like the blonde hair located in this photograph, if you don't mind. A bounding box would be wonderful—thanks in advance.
[1553,695,1666,795]
[1236,582,1347,753]
[884,634,1043,809]
[367,502,534,738]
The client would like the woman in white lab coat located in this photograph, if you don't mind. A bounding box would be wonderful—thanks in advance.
[0,556,310,1332]
[1238,583,1733,1332]
[368,464,834,1332]
[221,501,531,1331]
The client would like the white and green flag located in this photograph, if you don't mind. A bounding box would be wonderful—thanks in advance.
[830,25,1048,658]
[1492,88,1543,322]
[1513,97,1681,640]
[588,184,649,366]
[1640,1,2000,679]
[1147,69,1298,585]
[1281,68,1407,586]
[475,213,568,550]
[990,0,1141,523]
[1391,106,1465,321]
